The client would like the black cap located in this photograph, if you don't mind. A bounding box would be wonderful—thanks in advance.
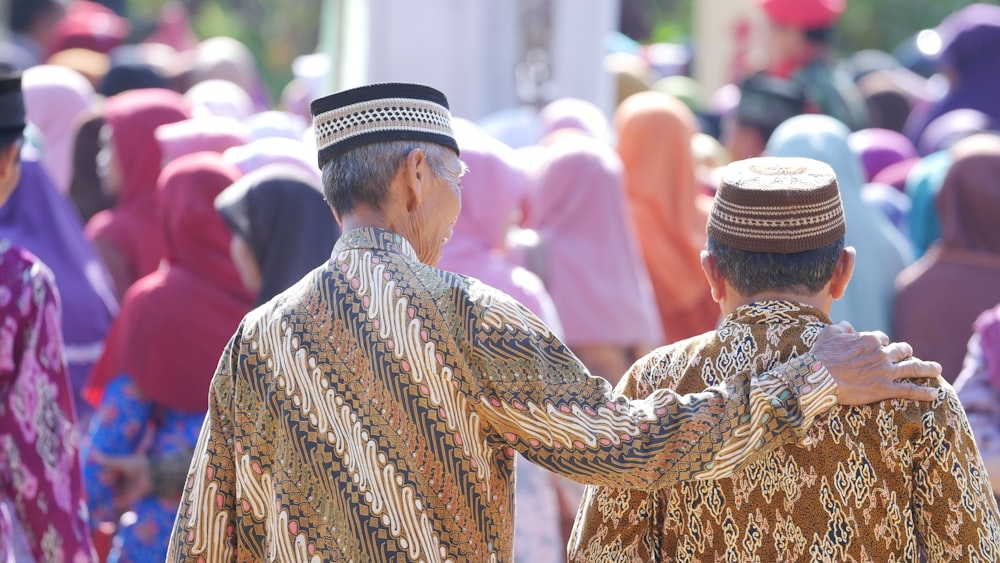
[310,82,459,169]
[0,68,25,142]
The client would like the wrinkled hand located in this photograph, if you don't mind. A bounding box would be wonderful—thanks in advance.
[813,321,941,405]
[94,452,154,511]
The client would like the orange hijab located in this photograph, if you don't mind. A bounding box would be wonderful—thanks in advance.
[615,91,718,342]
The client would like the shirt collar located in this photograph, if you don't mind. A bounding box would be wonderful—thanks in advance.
[723,300,832,327]
[333,227,420,263]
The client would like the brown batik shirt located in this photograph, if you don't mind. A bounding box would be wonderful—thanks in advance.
[570,300,1000,562]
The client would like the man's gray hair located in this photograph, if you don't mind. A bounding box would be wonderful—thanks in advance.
[321,141,455,216]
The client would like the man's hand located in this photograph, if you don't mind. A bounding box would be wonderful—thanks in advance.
[813,321,941,405]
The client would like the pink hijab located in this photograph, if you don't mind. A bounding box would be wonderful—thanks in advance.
[437,124,561,330]
[155,116,251,164]
[22,65,96,194]
[524,135,663,347]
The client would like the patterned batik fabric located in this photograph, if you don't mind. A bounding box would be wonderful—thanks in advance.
[0,240,96,563]
[82,375,205,563]
[166,228,838,563]
[569,300,1000,562]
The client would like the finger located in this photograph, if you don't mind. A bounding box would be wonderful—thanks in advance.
[858,333,885,353]
[860,331,890,347]
[830,321,858,334]
[884,381,939,402]
[883,341,914,364]
[894,358,942,380]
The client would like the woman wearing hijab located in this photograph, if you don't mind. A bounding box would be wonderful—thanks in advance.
[215,164,340,307]
[768,114,913,336]
[615,90,717,343]
[519,134,662,382]
[82,153,252,562]
[21,64,96,195]
[847,127,918,183]
[69,108,116,223]
[437,125,567,562]
[955,302,1000,498]
[895,134,1000,382]
[0,152,117,424]
[905,4,1000,148]
[84,88,191,299]
[154,116,250,165]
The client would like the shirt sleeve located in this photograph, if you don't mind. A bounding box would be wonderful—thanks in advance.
[913,383,1000,560]
[165,329,240,563]
[81,376,155,525]
[0,261,97,563]
[464,295,838,491]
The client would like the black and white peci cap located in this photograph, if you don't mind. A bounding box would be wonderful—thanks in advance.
[310,82,459,170]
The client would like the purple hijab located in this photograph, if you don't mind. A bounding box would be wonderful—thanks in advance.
[905,4,1000,146]
[0,154,117,421]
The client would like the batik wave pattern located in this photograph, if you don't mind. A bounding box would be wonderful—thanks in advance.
[167,229,839,562]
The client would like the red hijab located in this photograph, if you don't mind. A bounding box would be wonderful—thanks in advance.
[84,89,191,289]
[86,153,253,412]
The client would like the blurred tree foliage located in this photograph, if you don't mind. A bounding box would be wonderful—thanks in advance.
[123,0,991,101]
[128,0,322,101]
[647,0,990,54]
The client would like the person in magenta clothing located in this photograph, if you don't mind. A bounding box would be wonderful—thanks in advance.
[82,153,253,562]
[0,68,96,563]
[83,88,191,299]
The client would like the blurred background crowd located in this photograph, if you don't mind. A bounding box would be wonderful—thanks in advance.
[2,0,1000,561]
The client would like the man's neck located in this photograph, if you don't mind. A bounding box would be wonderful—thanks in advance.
[721,290,832,318]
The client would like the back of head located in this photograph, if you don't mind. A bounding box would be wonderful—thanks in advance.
[310,82,460,220]
[615,90,699,205]
[155,116,250,165]
[937,134,1000,253]
[0,67,26,147]
[157,151,242,273]
[9,0,60,34]
[104,88,191,202]
[847,128,918,182]
[734,72,808,144]
[708,156,846,296]
[937,3,1000,77]
[537,97,611,142]
[215,164,338,305]
[448,124,526,252]
[767,114,866,197]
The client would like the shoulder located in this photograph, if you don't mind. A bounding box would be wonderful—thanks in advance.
[0,241,58,305]
[621,332,718,398]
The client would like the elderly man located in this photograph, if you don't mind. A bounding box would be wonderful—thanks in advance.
[569,157,1000,561]
[166,83,938,562]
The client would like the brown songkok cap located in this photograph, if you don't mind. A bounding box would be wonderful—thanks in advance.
[310,82,459,170]
[0,69,25,142]
[708,157,846,254]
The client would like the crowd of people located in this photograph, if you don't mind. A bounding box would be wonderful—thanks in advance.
[0,0,998,561]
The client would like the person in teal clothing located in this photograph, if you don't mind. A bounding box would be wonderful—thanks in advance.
[768,114,913,336]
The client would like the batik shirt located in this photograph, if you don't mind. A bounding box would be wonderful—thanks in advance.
[0,241,96,563]
[570,301,1000,562]
[166,228,837,563]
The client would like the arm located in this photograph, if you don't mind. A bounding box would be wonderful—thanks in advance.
[954,334,1000,495]
[81,376,155,524]
[913,385,1000,560]
[0,262,96,563]
[467,298,936,490]
[166,331,240,563]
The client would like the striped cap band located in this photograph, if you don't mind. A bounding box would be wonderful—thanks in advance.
[310,83,459,169]
[708,157,846,253]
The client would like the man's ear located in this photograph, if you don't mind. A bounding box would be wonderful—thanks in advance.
[700,250,726,303]
[402,147,427,212]
[829,246,856,300]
